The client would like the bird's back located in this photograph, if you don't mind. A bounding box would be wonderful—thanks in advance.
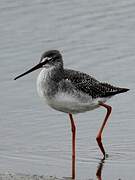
[63,69,129,99]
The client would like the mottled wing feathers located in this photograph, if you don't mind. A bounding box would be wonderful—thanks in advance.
[64,69,99,85]
[99,83,129,97]
[64,69,129,98]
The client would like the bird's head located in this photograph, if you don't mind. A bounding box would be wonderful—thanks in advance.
[14,50,63,80]
[40,50,63,68]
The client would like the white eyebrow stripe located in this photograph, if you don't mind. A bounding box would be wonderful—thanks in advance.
[42,57,52,62]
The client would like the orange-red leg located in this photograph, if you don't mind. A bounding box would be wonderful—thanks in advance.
[69,113,76,179]
[96,102,112,158]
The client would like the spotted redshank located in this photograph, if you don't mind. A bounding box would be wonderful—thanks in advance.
[14,50,129,179]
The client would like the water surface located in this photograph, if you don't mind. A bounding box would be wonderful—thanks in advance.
[0,0,135,179]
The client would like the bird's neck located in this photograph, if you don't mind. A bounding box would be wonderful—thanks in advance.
[48,65,64,82]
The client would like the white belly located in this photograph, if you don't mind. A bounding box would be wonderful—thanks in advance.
[47,92,101,114]
[37,69,109,114]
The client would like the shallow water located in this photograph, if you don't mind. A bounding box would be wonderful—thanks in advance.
[0,0,135,179]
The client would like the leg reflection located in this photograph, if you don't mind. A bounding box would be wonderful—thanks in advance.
[96,158,105,180]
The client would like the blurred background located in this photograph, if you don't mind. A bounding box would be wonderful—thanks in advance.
[0,0,135,179]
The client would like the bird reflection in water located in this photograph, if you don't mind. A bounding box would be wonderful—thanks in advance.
[96,158,105,180]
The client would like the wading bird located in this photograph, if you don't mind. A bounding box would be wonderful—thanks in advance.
[14,50,129,179]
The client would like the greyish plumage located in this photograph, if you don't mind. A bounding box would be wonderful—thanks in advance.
[63,69,128,98]
[14,50,129,178]
[35,50,129,114]
[14,50,129,114]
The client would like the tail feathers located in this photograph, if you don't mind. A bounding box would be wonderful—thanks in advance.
[99,82,129,97]
[102,87,130,97]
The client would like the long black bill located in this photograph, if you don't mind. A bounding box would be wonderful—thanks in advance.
[14,63,42,80]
